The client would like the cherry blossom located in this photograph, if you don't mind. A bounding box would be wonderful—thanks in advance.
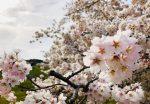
[112,83,144,104]
[19,90,66,104]
[83,30,142,84]
[0,80,11,97]
[0,51,31,101]
[0,52,32,86]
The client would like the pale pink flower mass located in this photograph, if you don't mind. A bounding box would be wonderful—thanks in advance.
[83,30,142,84]
[0,51,31,100]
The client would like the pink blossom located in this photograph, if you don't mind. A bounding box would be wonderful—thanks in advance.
[83,30,142,83]
[0,80,11,97]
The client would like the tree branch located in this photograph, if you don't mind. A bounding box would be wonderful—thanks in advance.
[49,70,98,92]
[19,86,37,91]
[83,77,99,92]
[66,66,88,79]
[49,70,79,89]
[27,77,41,88]
[19,84,68,91]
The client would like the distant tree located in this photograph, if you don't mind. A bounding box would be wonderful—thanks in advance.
[26,59,43,66]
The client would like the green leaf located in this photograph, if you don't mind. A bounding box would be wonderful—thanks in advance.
[0,97,9,104]
[27,66,48,79]
[104,98,116,104]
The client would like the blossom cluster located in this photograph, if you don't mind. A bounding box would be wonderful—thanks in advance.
[112,83,144,104]
[84,72,144,104]
[0,51,31,101]
[16,90,66,104]
[83,30,142,84]
[87,80,111,103]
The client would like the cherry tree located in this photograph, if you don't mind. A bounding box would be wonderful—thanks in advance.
[0,0,149,104]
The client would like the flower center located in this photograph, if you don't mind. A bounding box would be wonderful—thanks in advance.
[112,40,120,48]
[92,58,101,64]
[99,48,106,54]
[126,46,132,53]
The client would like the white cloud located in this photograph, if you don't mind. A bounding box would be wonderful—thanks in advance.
[0,0,67,59]
[0,0,19,12]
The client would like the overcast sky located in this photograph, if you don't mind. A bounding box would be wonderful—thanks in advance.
[0,0,67,59]
[0,0,131,60]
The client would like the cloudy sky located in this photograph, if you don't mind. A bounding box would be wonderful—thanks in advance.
[0,0,131,60]
[0,0,67,59]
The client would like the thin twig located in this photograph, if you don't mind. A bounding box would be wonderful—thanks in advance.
[67,66,88,79]
[67,0,100,15]
[40,84,68,89]
[19,86,37,91]
[28,77,41,88]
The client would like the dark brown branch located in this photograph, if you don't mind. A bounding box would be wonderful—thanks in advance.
[19,84,68,91]
[83,77,99,92]
[49,70,79,89]
[27,77,68,89]
[66,66,88,79]
[40,84,68,89]
[49,70,98,92]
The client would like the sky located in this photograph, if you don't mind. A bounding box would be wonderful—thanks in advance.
[0,0,131,60]
[0,0,67,59]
